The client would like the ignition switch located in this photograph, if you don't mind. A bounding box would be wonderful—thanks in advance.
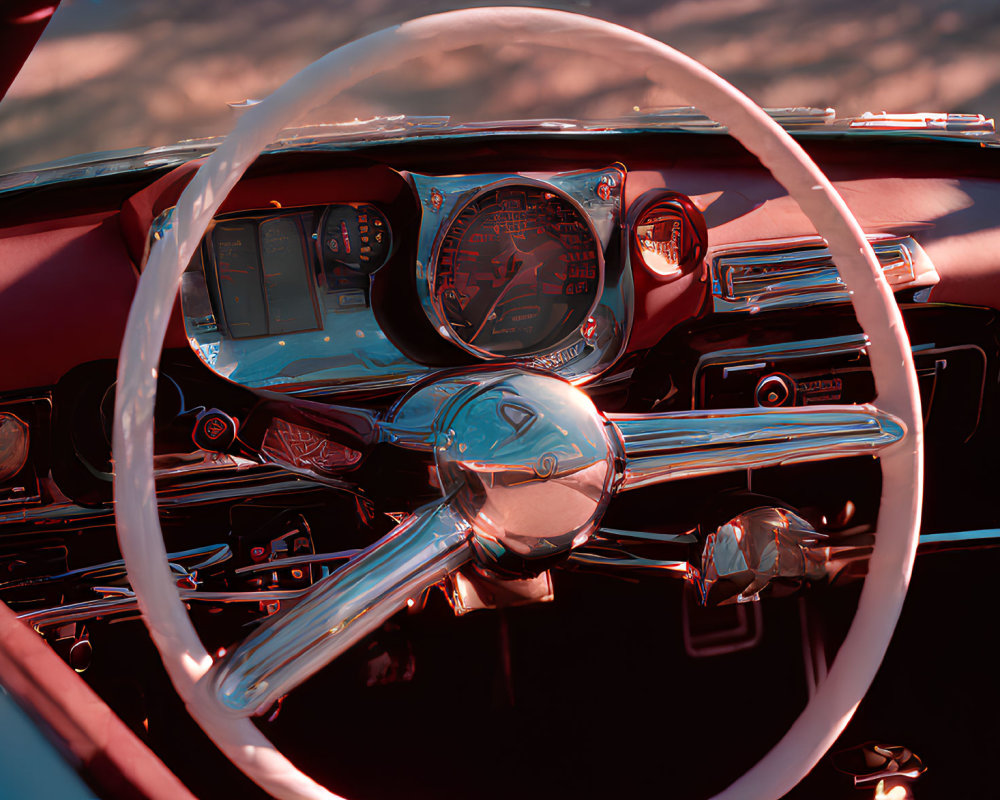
[755,373,795,407]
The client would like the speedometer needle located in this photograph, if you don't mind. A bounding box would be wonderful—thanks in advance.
[465,234,562,343]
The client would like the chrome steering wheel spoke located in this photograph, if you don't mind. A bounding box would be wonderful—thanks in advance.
[211,500,473,717]
[209,368,623,717]
[609,404,905,491]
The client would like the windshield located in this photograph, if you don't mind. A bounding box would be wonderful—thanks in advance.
[0,0,996,172]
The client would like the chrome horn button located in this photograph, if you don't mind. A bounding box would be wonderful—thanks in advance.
[433,370,622,575]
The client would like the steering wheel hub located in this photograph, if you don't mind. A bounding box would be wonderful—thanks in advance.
[433,371,621,574]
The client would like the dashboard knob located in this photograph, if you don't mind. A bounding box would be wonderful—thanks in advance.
[755,374,794,408]
[193,409,239,452]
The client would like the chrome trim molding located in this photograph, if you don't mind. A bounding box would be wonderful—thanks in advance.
[19,587,312,632]
[709,235,938,314]
[4,108,995,197]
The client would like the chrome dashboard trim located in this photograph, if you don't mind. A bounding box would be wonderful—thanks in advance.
[18,587,315,632]
[919,529,1000,546]
[709,235,938,314]
[4,108,996,197]
[0,471,329,531]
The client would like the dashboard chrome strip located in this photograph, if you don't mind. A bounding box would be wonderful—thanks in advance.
[0,475,328,531]
[233,550,361,575]
[696,333,870,367]
[4,109,995,198]
[0,544,231,592]
[709,235,938,314]
[19,587,313,632]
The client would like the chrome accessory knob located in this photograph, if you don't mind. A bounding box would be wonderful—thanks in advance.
[755,373,795,407]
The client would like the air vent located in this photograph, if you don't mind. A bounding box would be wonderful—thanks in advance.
[709,235,938,314]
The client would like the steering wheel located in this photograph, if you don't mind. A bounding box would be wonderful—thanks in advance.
[113,8,923,800]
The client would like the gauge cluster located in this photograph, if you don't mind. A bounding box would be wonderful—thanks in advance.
[180,199,422,393]
[179,165,633,394]
[412,166,630,381]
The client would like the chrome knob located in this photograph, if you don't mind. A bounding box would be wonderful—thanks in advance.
[700,507,827,604]
[755,373,794,407]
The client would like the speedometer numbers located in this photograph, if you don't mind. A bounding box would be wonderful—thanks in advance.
[433,185,601,357]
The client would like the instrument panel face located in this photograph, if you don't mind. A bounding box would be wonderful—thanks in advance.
[434,185,602,356]
[206,204,392,343]
[211,217,319,339]
[179,165,631,395]
[183,201,419,392]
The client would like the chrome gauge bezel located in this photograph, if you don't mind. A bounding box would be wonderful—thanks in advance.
[410,166,631,383]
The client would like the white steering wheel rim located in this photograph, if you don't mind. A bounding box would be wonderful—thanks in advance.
[113,8,923,799]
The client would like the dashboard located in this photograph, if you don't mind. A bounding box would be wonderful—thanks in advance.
[5,130,999,410]
[3,133,993,526]
[3,122,1000,800]
[171,151,956,404]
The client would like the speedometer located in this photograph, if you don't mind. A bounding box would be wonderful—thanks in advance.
[432,184,602,357]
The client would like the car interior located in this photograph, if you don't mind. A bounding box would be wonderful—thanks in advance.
[0,6,997,800]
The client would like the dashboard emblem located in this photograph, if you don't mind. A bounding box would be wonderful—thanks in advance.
[203,418,228,440]
[596,174,616,201]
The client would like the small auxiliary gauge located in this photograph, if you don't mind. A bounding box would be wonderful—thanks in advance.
[320,203,392,275]
[630,191,707,279]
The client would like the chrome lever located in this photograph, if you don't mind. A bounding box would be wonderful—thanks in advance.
[564,526,699,577]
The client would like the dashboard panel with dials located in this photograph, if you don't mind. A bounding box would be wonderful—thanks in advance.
[179,165,634,395]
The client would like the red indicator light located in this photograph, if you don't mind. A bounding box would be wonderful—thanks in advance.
[340,221,351,255]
